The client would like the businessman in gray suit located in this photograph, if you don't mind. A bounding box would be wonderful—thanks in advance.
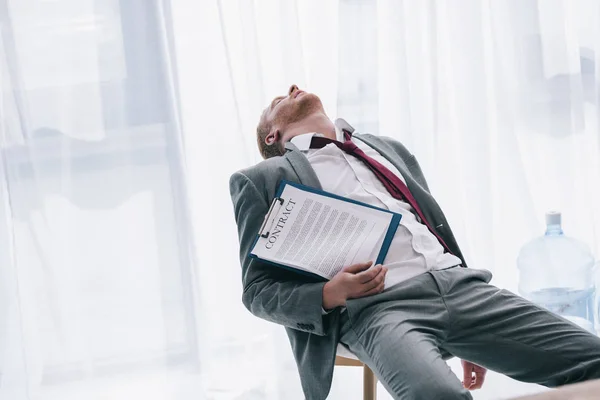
[229,85,600,399]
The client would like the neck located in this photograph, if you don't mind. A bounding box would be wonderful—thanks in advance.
[284,113,336,141]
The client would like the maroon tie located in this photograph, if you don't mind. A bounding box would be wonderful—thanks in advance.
[310,131,453,255]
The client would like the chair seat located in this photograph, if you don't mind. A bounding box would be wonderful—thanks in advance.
[335,344,377,400]
[337,343,359,360]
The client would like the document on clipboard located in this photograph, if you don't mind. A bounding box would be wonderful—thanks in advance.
[249,180,402,280]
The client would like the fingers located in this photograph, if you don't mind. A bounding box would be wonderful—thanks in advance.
[461,361,487,390]
[361,266,387,292]
[360,271,386,297]
[343,263,387,300]
[355,264,383,283]
[471,367,487,390]
[470,377,483,390]
[463,378,474,390]
[342,261,373,274]
[462,362,474,390]
[354,267,387,298]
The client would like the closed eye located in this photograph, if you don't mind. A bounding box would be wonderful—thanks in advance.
[271,96,284,109]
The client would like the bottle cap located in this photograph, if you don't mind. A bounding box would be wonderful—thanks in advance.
[545,211,561,226]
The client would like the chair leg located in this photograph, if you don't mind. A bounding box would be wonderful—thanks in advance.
[363,365,377,400]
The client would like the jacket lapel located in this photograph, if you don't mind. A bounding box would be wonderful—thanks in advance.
[353,134,417,194]
[284,141,322,190]
[353,134,441,222]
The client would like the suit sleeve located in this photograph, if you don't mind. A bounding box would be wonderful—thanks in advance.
[229,171,335,336]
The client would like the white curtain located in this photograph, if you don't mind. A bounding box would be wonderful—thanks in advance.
[2,0,600,399]
[0,1,204,399]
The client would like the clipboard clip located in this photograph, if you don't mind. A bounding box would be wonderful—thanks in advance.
[259,197,284,238]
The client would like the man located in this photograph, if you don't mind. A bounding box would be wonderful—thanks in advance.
[229,85,600,399]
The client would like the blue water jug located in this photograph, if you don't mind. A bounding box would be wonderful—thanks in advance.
[517,211,597,334]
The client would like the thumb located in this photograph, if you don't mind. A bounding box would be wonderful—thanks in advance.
[342,261,373,274]
[462,362,473,389]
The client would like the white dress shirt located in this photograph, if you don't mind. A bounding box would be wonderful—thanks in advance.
[291,119,462,289]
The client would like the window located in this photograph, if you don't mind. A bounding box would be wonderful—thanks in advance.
[1,0,198,385]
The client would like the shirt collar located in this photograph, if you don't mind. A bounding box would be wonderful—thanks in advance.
[335,118,355,137]
[289,118,355,151]
[289,132,317,151]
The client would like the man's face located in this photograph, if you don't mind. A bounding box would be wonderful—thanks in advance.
[262,84,324,145]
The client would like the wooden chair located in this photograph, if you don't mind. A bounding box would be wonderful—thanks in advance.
[335,352,377,400]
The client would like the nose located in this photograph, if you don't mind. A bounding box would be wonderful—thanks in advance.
[288,84,299,96]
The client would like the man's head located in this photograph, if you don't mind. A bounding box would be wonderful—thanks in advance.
[256,84,326,159]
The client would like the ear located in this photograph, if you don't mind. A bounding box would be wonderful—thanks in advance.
[265,129,280,145]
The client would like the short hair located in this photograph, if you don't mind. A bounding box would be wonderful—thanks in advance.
[256,107,284,159]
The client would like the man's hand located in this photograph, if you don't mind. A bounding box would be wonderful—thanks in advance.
[461,360,487,390]
[322,261,388,310]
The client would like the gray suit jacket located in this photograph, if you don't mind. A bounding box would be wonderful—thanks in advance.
[229,129,467,399]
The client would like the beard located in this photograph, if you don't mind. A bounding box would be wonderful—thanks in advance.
[274,93,324,127]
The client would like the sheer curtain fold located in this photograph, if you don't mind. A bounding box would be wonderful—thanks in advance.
[2,1,600,399]
[1,1,202,399]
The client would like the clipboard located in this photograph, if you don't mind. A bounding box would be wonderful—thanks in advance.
[249,180,402,279]
[258,197,284,238]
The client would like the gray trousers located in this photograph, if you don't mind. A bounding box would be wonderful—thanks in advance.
[340,266,600,400]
